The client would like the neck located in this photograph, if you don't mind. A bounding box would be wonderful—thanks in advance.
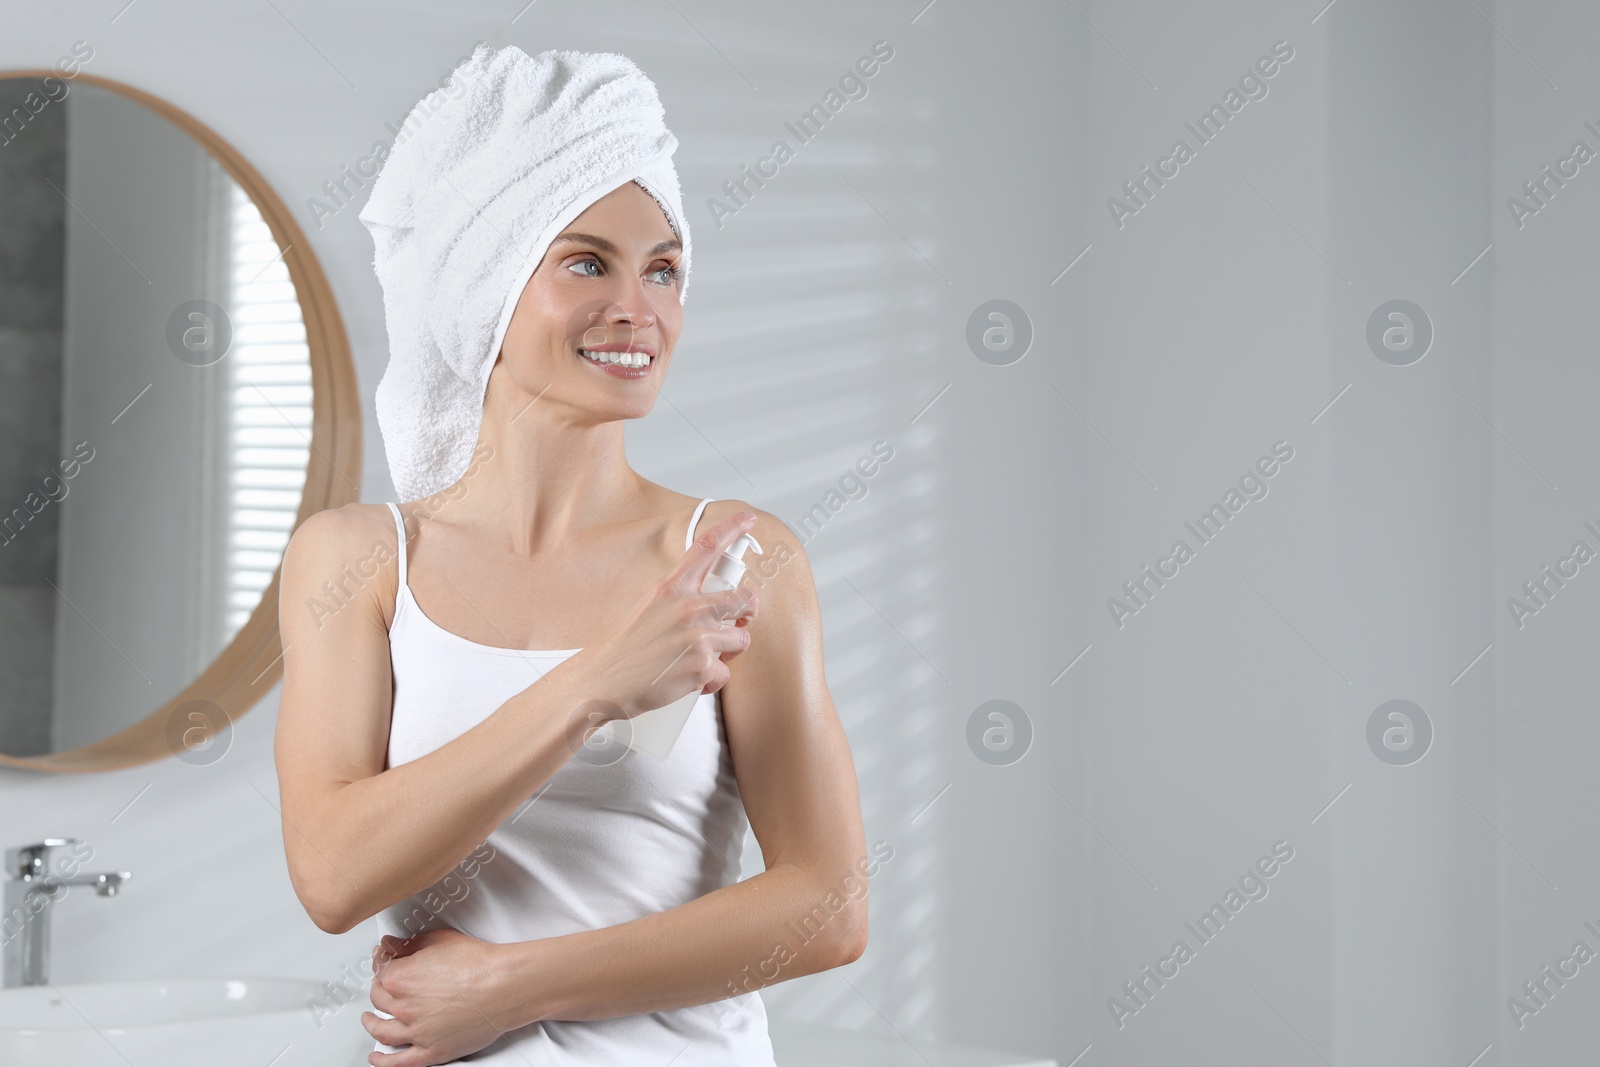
[438,366,648,557]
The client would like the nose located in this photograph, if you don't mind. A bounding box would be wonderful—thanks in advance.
[582,295,656,349]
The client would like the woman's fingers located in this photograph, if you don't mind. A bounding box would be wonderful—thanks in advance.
[583,513,762,719]
[706,585,758,625]
[708,615,753,653]
[381,933,423,957]
[363,1009,408,1046]
[368,1049,422,1067]
[368,981,400,1015]
[667,510,758,592]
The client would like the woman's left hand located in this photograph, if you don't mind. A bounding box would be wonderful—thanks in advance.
[364,927,527,1066]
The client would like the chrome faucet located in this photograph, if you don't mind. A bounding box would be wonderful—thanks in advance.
[2,839,131,988]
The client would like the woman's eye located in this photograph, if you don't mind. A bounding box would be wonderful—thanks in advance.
[568,258,678,283]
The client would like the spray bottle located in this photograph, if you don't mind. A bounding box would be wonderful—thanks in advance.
[604,530,764,760]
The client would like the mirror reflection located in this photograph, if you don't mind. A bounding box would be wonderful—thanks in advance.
[0,77,311,759]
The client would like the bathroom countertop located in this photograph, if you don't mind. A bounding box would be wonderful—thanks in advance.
[767,1020,1059,1067]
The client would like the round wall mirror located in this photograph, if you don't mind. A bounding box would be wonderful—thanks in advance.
[0,69,360,773]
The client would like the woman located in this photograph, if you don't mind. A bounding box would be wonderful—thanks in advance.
[273,45,867,1066]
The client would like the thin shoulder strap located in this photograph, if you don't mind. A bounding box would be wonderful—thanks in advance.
[686,497,715,550]
[387,502,408,588]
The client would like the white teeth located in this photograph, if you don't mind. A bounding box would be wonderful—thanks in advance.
[580,348,651,368]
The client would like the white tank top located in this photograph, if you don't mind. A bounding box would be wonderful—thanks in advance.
[370,498,775,1066]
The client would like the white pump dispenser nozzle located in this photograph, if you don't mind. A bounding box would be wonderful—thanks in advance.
[710,532,763,593]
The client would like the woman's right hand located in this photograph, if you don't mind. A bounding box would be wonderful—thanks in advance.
[577,509,762,721]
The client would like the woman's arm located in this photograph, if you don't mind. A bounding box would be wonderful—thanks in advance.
[362,508,869,1055]
[499,507,870,1023]
[277,502,761,937]
[502,865,868,1024]
[274,503,616,935]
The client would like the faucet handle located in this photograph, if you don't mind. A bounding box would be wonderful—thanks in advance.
[5,839,83,880]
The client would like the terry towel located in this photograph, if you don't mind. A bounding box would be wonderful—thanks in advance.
[358,43,693,502]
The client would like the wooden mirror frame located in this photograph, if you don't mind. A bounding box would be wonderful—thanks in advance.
[0,70,361,772]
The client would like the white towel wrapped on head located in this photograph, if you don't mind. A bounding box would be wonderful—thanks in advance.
[358,43,692,503]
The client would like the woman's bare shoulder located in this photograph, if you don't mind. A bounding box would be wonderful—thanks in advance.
[280,502,404,633]
[285,501,398,562]
[691,497,789,533]
[633,487,803,581]
[690,499,806,573]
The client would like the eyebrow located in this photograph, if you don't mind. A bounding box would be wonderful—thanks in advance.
[548,232,682,258]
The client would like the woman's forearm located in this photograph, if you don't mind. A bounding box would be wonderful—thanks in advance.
[304,654,612,934]
[500,860,867,1025]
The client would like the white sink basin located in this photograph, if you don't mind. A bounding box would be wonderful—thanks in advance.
[0,977,372,1067]
[0,979,1055,1067]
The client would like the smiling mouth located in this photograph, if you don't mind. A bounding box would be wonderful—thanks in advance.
[577,347,654,369]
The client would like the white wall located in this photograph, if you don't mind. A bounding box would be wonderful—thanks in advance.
[1487,0,1600,1063]
[1080,4,1340,1062]
[2,1,1593,1064]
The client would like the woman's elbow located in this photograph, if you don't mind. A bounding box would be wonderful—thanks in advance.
[288,862,356,935]
[311,898,359,936]
[298,884,353,935]
[833,912,868,967]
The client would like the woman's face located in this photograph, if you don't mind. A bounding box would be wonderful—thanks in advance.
[493,180,685,421]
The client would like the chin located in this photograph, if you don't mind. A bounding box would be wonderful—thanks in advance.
[588,393,657,422]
